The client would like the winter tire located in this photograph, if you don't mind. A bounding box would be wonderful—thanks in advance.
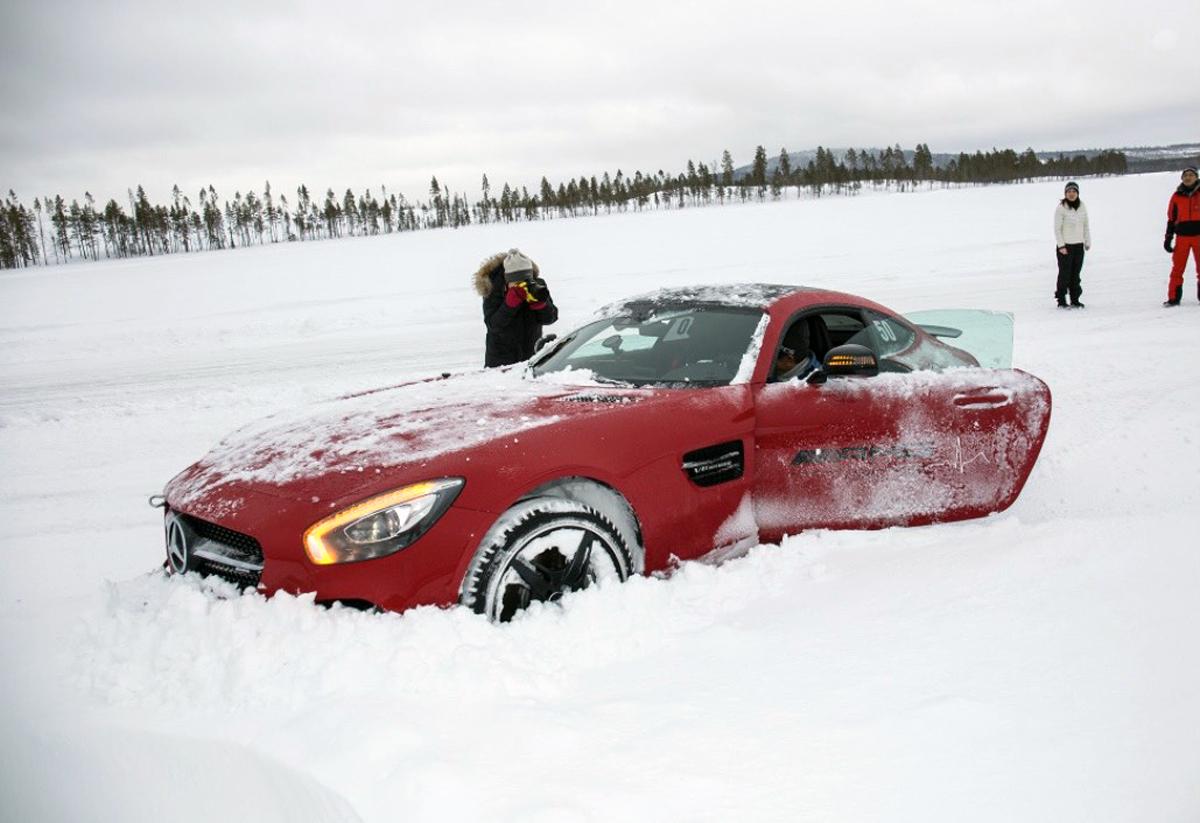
[462,498,635,623]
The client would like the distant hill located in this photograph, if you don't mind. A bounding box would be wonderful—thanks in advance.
[733,143,1200,179]
[1111,143,1200,173]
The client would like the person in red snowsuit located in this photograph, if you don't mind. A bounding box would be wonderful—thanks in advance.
[1162,165,1200,307]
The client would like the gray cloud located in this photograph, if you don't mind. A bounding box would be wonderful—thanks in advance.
[2,0,1196,204]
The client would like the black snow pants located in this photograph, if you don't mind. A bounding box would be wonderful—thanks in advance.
[1055,243,1086,302]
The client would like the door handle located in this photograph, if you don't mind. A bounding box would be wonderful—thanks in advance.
[952,390,1012,409]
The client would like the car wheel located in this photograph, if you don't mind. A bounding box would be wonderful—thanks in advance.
[462,498,635,623]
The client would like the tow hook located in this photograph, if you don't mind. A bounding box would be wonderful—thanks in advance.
[148,494,167,509]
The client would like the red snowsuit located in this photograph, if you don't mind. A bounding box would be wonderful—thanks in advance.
[1165,182,1200,301]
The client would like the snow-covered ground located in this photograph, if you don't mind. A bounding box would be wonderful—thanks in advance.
[2,173,1198,822]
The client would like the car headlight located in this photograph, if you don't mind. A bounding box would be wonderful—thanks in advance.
[304,478,464,565]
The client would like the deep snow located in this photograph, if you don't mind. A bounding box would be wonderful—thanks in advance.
[2,174,1198,822]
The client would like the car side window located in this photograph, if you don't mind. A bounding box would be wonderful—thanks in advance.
[848,310,916,358]
[817,311,867,350]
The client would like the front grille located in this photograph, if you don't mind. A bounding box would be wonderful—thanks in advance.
[182,515,263,566]
[195,557,261,587]
[179,514,264,588]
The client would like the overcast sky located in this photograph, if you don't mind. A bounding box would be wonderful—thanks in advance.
[2,0,1197,205]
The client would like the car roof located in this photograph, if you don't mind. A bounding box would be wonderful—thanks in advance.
[595,283,880,317]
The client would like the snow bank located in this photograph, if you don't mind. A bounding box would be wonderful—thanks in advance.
[3,172,1199,822]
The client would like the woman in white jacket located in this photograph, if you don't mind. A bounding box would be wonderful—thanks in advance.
[1054,181,1091,308]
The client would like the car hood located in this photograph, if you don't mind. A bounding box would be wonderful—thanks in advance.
[166,367,658,512]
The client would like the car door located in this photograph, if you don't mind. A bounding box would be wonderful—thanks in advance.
[904,309,1015,368]
[754,374,900,539]
[753,310,1050,537]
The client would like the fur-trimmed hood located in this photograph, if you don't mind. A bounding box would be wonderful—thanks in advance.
[473,251,541,297]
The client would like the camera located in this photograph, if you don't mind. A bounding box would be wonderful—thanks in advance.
[525,275,549,302]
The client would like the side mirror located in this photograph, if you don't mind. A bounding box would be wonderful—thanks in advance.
[820,344,879,378]
[533,333,558,353]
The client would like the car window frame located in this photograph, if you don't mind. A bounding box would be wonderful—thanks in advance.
[767,304,935,380]
[766,304,866,383]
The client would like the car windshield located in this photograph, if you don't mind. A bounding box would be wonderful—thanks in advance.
[531,305,764,387]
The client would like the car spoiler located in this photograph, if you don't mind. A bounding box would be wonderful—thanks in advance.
[916,323,963,339]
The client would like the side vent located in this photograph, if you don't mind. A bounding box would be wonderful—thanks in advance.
[682,440,744,487]
[558,394,631,404]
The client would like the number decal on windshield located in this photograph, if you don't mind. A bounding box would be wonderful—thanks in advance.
[663,316,694,341]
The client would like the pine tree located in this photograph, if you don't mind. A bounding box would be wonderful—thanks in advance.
[342,188,359,236]
[33,197,48,265]
[136,185,160,254]
[102,199,128,257]
[0,196,15,269]
[81,193,99,259]
[323,189,339,237]
[202,186,224,248]
[264,181,277,242]
[429,177,445,228]
[380,190,395,233]
[751,145,768,190]
[294,185,310,240]
[499,183,513,222]
[911,144,934,181]
[51,195,70,261]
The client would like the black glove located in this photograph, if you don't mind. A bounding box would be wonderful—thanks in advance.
[1164,236,1175,253]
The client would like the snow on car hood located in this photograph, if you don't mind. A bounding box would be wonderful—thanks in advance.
[167,367,640,508]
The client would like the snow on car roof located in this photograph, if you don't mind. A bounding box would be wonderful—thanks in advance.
[594,283,815,317]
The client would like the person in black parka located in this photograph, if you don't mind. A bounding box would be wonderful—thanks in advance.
[475,248,559,367]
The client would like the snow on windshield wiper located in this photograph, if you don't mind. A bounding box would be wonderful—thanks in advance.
[587,374,635,387]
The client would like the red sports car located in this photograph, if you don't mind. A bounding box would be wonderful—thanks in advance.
[159,284,1051,621]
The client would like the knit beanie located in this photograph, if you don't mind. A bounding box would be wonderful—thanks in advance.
[502,248,534,278]
[1064,181,1079,194]
[1184,166,1198,178]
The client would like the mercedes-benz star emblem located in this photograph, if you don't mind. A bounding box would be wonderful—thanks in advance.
[166,517,189,574]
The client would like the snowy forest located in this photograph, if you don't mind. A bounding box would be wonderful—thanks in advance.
[0,143,1127,270]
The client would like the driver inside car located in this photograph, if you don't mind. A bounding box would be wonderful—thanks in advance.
[774,321,820,381]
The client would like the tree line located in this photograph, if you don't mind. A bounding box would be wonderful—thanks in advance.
[0,144,1127,269]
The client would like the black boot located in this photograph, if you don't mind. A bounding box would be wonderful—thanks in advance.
[1070,299,1085,309]
[1056,296,1068,309]
[1164,286,1182,307]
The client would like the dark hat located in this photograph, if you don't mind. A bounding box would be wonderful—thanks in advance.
[1064,181,1080,194]
[1184,166,1198,178]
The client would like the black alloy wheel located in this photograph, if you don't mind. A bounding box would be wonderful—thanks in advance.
[463,499,634,623]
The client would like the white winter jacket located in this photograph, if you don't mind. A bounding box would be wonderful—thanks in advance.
[1054,201,1091,247]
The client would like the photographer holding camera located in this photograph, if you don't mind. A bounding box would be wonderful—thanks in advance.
[474,248,559,367]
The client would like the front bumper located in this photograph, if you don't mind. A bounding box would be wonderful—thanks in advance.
[163,498,496,612]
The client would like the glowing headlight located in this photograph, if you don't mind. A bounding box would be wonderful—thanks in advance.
[304,478,464,565]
